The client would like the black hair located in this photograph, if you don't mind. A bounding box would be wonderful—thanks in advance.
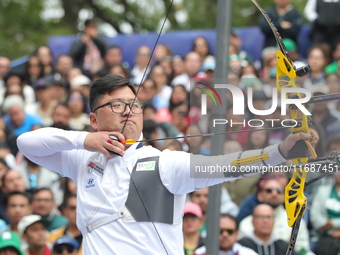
[60,193,77,211]
[5,191,32,207]
[220,213,239,230]
[84,19,96,27]
[89,74,136,112]
[32,187,54,200]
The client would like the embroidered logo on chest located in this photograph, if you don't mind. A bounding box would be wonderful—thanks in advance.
[84,176,97,190]
[136,161,156,171]
[87,161,105,176]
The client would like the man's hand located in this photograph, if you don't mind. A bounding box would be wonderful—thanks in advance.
[84,132,126,158]
[279,129,319,158]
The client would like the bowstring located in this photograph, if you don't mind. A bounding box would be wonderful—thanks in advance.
[119,1,174,254]
[121,0,174,135]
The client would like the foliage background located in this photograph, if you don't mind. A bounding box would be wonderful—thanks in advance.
[0,0,309,60]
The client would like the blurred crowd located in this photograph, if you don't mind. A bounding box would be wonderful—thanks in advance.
[1,0,340,254]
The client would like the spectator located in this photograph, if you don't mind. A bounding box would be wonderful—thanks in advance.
[2,70,36,106]
[50,103,72,131]
[109,63,130,79]
[183,202,204,255]
[258,0,303,48]
[67,89,90,131]
[185,51,202,79]
[189,187,239,238]
[238,178,311,254]
[1,170,27,194]
[51,236,79,255]
[54,55,73,82]
[26,78,58,127]
[24,56,44,88]
[48,194,82,254]
[130,45,151,85]
[0,230,25,255]
[148,65,172,110]
[70,19,109,77]
[310,169,340,254]
[34,46,54,76]
[31,188,68,232]
[194,214,258,255]
[0,116,18,156]
[303,44,330,88]
[0,56,10,88]
[238,204,298,255]
[304,0,340,47]
[282,38,307,68]
[307,83,340,138]
[0,158,9,184]
[2,95,43,136]
[171,55,190,90]
[154,44,172,63]
[18,214,51,255]
[103,45,126,72]
[4,191,32,234]
[192,36,214,68]
[137,78,157,106]
[15,156,62,205]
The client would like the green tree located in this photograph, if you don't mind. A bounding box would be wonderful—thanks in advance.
[0,0,309,60]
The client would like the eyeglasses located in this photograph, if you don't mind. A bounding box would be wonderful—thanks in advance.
[54,245,75,254]
[254,215,275,220]
[220,228,237,235]
[263,188,284,194]
[92,100,144,114]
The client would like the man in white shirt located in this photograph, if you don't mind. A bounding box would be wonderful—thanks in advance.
[17,74,315,255]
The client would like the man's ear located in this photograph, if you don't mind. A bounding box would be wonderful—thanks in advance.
[89,112,98,131]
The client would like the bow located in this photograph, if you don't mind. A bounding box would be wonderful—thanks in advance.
[250,1,328,254]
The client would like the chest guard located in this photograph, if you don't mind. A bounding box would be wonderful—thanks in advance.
[125,156,175,224]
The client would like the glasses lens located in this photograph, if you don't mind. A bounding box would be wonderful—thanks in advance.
[55,245,74,254]
[110,101,143,114]
[55,247,63,254]
[220,228,235,235]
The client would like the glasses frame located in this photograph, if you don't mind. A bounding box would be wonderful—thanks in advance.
[263,188,284,194]
[92,100,144,114]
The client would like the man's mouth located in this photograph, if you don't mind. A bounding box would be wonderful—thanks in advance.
[121,119,135,124]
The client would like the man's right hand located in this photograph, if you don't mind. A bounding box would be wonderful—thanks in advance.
[84,132,126,158]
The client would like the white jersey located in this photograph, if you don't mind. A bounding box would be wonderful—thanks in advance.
[17,128,286,255]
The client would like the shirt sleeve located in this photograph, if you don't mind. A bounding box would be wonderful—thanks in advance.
[159,144,286,195]
[17,127,89,180]
[304,0,318,22]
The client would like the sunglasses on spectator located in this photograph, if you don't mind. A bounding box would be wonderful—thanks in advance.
[220,228,237,235]
[263,188,284,194]
[55,245,75,254]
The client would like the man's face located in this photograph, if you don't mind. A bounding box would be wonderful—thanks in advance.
[62,197,77,225]
[252,205,275,237]
[258,180,284,208]
[23,222,46,247]
[56,56,73,77]
[0,57,10,79]
[89,86,143,141]
[6,194,31,224]
[190,188,208,213]
[52,105,71,129]
[219,217,238,252]
[2,171,26,193]
[105,48,122,66]
[182,213,202,235]
[7,105,25,127]
[31,190,55,217]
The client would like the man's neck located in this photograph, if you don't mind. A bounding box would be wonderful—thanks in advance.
[254,231,271,243]
[184,231,200,246]
[29,244,46,255]
[67,224,82,237]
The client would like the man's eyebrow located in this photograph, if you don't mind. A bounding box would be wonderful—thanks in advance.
[110,98,137,101]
